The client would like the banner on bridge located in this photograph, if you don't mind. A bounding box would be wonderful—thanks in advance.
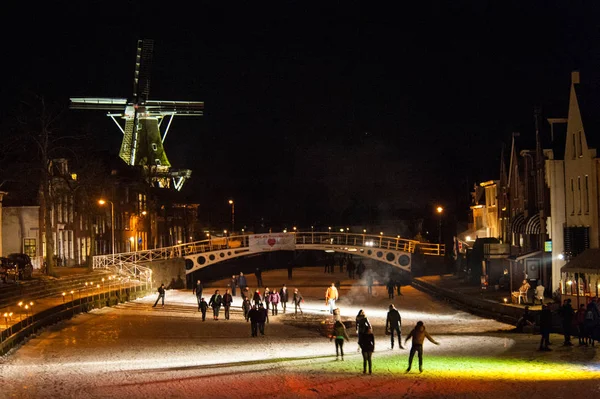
[249,233,296,252]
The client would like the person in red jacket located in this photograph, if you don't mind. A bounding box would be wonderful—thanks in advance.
[404,321,440,373]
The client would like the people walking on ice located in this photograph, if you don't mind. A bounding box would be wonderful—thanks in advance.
[280,284,289,313]
[264,287,271,312]
[359,327,375,374]
[199,297,208,321]
[331,320,350,361]
[242,295,251,322]
[253,289,262,306]
[269,288,280,315]
[257,302,267,335]
[325,282,339,314]
[230,275,238,296]
[248,304,259,337]
[386,304,404,349]
[222,289,233,320]
[293,288,303,315]
[209,290,223,320]
[152,283,165,308]
[404,321,440,373]
[238,272,247,296]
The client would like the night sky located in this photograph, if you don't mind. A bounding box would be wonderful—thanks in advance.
[2,1,600,232]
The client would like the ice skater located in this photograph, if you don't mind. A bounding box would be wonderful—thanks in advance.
[222,289,233,320]
[152,283,165,308]
[209,290,223,320]
[386,304,404,349]
[358,327,375,374]
[325,282,339,314]
[404,321,439,373]
[199,297,208,321]
[331,320,350,361]
[293,288,303,315]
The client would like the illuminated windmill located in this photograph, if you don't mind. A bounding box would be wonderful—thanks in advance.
[70,39,203,191]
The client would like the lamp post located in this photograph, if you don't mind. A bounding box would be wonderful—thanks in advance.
[98,199,115,260]
[436,206,444,245]
[228,199,235,234]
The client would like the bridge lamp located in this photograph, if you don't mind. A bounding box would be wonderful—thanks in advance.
[328,227,331,231]
[293,226,297,232]
[228,200,235,233]
[363,229,366,233]
[283,229,287,233]
[380,232,383,235]
[346,227,349,232]
[436,206,444,244]
[340,228,344,233]
[223,230,228,236]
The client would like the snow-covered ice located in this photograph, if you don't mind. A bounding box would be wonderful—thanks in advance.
[0,267,598,398]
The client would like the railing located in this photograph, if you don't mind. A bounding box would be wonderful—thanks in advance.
[92,231,444,269]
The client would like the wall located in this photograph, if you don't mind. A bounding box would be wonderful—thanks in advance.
[2,206,40,256]
[546,159,566,292]
[146,258,186,289]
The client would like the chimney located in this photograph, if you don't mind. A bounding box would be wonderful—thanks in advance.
[571,70,580,85]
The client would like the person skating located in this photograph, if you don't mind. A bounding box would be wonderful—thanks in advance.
[538,304,552,351]
[248,305,259,337]
[404,321,440,373]
[257,302,267,335]
[238,272,247,297]
[222,289,233,320]
[153,283,165,308]
[209,290,223,320]
[359,327,375,374]
[386,304,405,349]
[253,289,262,306]
[199,297,209,321]
[293,288,303,315]
[325,282,339,315]
[280,284,289,313]
[193,279,203,310]
[270,289,280,316]
[331,320,350,361]
[242,296,252,322]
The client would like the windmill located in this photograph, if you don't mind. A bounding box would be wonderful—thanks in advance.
[70,39,203,191]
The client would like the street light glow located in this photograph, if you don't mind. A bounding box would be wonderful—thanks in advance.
[436,206,443,214]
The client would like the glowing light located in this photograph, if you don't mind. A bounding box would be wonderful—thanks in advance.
[503,298,508,303]
[436,206,443,214]
[466,235,472,241]
[339,229,344,232]
[558,253,564,260]
[567,280,572,285]
[98,199,106,205]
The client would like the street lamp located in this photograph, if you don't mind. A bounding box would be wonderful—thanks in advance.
[436,206,444,244]
[98,199,115,259]
[228,199,235,234]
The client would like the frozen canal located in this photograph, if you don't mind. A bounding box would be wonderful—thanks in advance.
[1,267,599,398]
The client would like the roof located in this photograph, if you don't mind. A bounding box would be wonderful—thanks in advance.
[560,248,600,274]
[574,83,600,151]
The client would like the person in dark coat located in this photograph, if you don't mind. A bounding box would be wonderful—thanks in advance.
[199,297,209,321]
[255,267,263,288]
[538,304,552,351]
[331,320,350,360]
[248,305,259,336]
[356,309,371,348]
[153,283,165,308]
[193,280,203,310]
[386,279,395,299]
[230,275,237,297]
[386,304,405,349]
[280,284,289,313]
[366,272,374,296]
[208,290,223,320]
[287,262,294,280]
[253,289,262,306]
[256,303,267,335]
[560,299,575,346]
[358,327,375,374]
[357,260,365,279]
[242,296,252,321]
[293,288,303,315]
[222,289,233,320]
[238,272,247,296]
[404,321,440,373]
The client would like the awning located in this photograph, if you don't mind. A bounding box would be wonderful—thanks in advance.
[525,214,541,234]
[560,248,600,274]
[508,250,542,262]
[510,213,525,233]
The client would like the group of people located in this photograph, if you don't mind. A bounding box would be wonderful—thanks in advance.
[331,304,439,374]
[324,255,366,279]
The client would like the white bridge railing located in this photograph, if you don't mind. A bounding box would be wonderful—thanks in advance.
[93,232,444,269]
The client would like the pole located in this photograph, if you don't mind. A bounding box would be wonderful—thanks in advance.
[231,202,235,234]
[110,201,115,261]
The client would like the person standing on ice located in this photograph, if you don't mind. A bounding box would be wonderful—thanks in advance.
[152,283,165,308]
[270,289,280,315]
[331,320,350,361]
[358,327,375,374]
[248,304,259,337]
[264,287,271,312]
[356,309,371,348]
[279,284,289,313]
[293,288,303,315]
[325,282,339,314]
[222,289,233,320]
[209,290,223,320]
[386,304,404,349]
[256,302,267,335]
[199,297,209,321]
[193,280,203,310]
[253,289,262,306]
[242,295,252,321]
[238,272,247,296]
[404,321,439,373]
[230,275,238,297]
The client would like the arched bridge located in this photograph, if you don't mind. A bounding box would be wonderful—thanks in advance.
[93,232,445,277]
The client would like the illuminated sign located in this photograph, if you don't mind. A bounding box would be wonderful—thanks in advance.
[545,241,552,252]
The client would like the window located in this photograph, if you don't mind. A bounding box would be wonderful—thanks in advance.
[152,143,158,151]
[155,159,161,166]
[570,178,575,215]
[572,133,577,159]
[578,131,583,157]
[23,238,36,258]
[578,176,582,215]
[585,175,590,214]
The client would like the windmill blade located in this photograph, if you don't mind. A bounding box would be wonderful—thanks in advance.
[145,100,204,115]
[133,39,154,104]
[70,97,127,111]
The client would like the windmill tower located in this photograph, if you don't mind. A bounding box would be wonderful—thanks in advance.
[70,39,203,191]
